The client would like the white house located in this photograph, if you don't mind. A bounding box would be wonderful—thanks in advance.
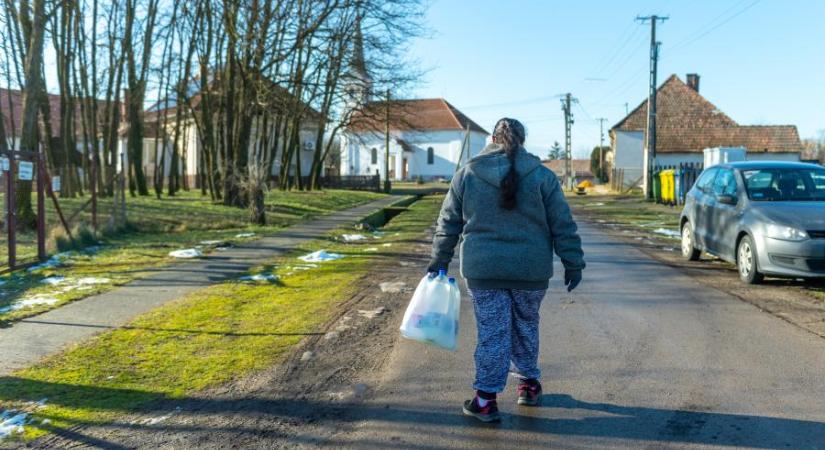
[340,98,489,180]
[338,22,488,181]
[611,74,802,188]
[143,80,326,187]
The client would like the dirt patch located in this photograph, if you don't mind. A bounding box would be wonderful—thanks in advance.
[573,206,825,339]
[24,237,433,450]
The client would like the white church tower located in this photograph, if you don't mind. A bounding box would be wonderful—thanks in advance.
[343,17,372,110]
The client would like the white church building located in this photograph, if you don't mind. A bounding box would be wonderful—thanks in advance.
[339,26,488,181]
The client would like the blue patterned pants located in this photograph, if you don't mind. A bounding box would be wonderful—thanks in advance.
[468,288,547,393]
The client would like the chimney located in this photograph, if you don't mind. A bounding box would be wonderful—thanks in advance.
[686,73,700,92]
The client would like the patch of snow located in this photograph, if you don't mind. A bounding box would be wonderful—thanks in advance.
[0,411,28,439]
[363,247,379,252]
[240,273,279,283]
[300,351,313,362]
[381,243,392,247]
[586,202,606,206]
[379,282,406,293]
[143,414,171,426]
[200,240,223,246]
[298,250,343,263]
[24,399,47,409]
[27,257,62,272]
[323,331,339,340]
[653,228,681,238]
[0,296,60,314]
[235,232,256,238]
[41,276,65,285]
[83,245,104,254]
[357,307,386,319]
[76,277,110,285]
[341,234,367,242]
[169,248,203,259]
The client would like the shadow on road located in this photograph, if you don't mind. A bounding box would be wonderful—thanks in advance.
[4,377,823,449]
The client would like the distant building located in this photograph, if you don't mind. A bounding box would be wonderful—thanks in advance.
[541,159,595,185]
[341,98,488,180]
[143,77,326,187]
[339,22,488,181]
[610,74,802,188]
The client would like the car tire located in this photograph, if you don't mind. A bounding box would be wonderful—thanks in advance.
[681,222,701,261]
[737,235,764,285]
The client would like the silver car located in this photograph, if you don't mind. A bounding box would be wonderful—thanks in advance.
[680,161,825,284]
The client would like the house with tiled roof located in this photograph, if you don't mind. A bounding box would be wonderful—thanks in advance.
[143,74,327,186]
[541,159,595,185]
[339,24,488,180]
[611,74,802,187]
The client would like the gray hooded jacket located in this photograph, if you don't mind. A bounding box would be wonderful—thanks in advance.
[428,144,585,290]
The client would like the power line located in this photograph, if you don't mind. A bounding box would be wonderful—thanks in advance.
[665,0,761,56]
[590,20,643,77]
[459,94,565,111]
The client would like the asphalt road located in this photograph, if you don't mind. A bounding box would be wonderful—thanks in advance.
[326,222,825,449]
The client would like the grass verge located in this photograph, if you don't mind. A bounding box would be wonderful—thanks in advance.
[566,193,681,239]
[0,195,442,443]
[0,190,386,324]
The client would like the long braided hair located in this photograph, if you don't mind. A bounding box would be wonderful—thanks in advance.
[493,118,526,210]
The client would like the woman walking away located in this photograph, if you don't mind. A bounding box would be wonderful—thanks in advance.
[428,117,585,423]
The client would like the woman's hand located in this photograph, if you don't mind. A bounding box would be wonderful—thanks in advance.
[564,269,582,292]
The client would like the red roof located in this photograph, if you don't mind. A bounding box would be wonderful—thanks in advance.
[612,75,801,154]
[1,88,117,139]
[348,98,488,134]
[542,159,594,178]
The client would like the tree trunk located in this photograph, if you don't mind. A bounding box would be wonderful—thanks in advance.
[15,0,47,230]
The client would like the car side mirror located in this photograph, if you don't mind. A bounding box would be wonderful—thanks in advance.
[717,194,738,205]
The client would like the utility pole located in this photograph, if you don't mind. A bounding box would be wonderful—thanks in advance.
[384,89,391,193]
[637,14,667,199]
[597,117,607,182]
[560,93,577,191]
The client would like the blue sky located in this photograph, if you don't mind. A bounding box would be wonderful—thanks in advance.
[407,0,825,159]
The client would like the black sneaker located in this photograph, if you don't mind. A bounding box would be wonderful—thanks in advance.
[462,397,501,423]
[517,380,542,406]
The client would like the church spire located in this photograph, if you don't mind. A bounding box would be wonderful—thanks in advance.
[345,15,372,107]
[351,16,368,79]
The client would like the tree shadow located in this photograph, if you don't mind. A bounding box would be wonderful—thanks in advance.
[1,378,823,449]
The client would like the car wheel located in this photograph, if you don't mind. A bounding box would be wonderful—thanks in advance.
[737,235,764,284]
[681,222,701,261]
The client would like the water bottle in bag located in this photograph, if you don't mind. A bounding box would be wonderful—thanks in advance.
[399,269,460,350]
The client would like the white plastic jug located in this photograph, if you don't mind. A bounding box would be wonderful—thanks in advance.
[399,270,460,350]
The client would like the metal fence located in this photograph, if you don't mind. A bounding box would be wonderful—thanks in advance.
[270,174,382,192]
[652,162,703,206]
[0,150,128,273]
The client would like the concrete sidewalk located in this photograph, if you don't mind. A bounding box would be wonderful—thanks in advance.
[0,196,402,375]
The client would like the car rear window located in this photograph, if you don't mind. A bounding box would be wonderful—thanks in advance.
[742,168,825,201]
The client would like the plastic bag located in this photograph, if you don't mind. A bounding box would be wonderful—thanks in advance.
[399,270,460,350]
